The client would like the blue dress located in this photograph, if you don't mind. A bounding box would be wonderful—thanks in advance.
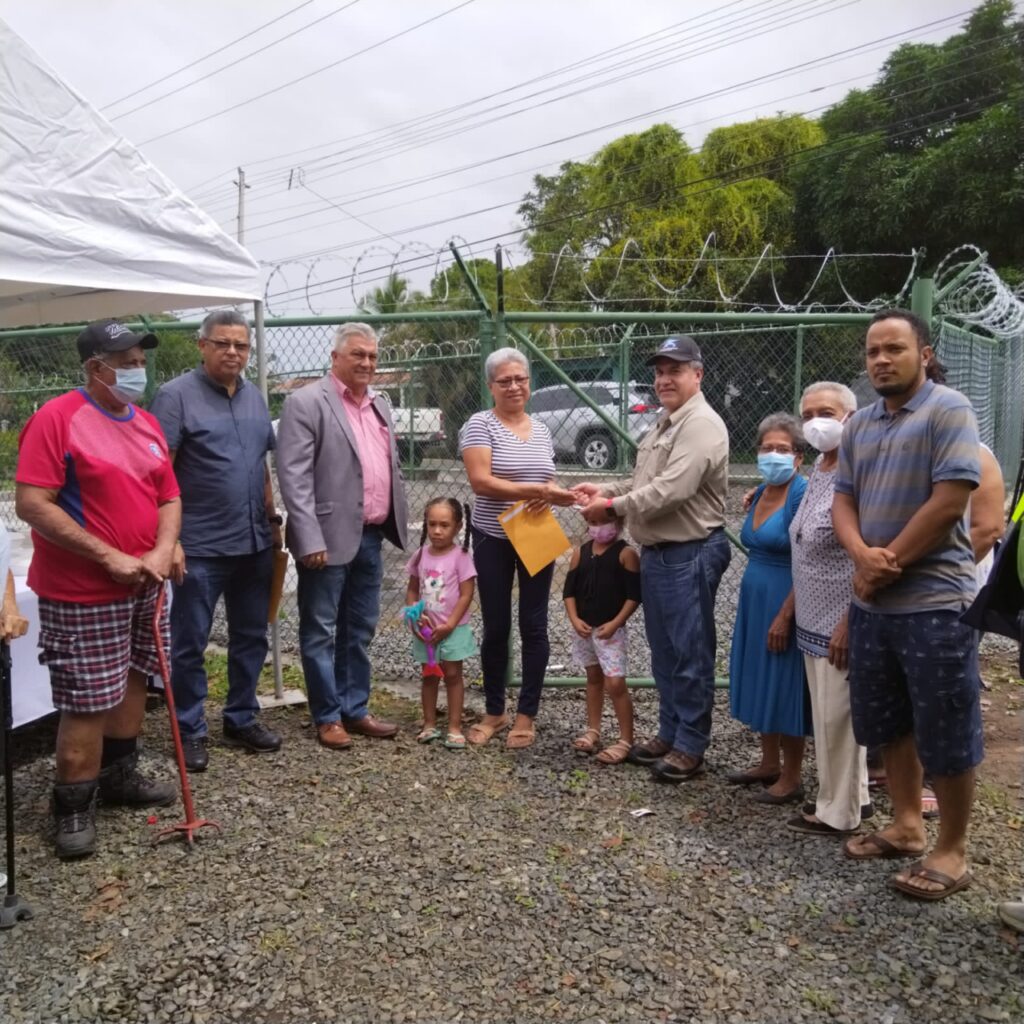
[729,475,810,737]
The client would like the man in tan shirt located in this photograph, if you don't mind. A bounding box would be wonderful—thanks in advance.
[578,336,730,782]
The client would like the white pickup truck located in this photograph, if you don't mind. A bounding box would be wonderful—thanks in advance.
[272,399,444,465]
[386,402,445,465]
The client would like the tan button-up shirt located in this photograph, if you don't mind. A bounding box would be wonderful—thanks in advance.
[606,390,729,546]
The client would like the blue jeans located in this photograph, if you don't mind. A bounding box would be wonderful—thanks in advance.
[296,528,383,725]
[170,548,273,738]
[641,530,731,759]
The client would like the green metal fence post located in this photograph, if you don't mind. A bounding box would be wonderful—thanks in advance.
[792,324,805,415]
[911,277,935,327]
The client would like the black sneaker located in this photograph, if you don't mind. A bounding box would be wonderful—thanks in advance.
[183,736,209,773]
[53,781,98,860]
[98,752,176,807]
[223,720,282,754]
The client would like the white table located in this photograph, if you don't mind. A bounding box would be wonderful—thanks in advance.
[9,576,55,727]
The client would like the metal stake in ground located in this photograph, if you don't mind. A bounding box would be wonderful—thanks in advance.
[0,640,34,929]
[150,587,220,847]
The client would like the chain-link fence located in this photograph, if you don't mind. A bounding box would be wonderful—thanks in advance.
[2,308,1019,686]
[935,320,1024,476]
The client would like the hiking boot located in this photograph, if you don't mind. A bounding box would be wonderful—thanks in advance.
[222,720,282,753]
[183,736,209,773]
[98,752,176,807]
[53,781,98,860]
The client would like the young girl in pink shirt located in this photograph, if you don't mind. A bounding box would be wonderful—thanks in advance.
[404,498,478,749]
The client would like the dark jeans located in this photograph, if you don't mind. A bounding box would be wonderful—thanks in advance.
[472,526,554,718]
[641,529,731,759]
[170,548,273,738]
[296,527,383,725]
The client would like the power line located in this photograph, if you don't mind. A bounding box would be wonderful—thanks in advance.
[183,0,757,199]
[263,91,1010,304]
[217,0,970,219]
[193,0,842,206]
[110,1,363,122]
[138,0,479,147]
[258,23,1013,261]
[102,0,317,110]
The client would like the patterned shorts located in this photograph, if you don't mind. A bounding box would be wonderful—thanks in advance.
[37,584,169,714]
[571,627,629,678]
[848,605,983,777]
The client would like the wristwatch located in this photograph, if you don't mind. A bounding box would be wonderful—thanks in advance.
[267,514,284,525]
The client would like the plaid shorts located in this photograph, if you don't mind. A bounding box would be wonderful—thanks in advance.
[37,584,169,713]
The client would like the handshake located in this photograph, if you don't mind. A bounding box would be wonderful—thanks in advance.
[526,482,616,524]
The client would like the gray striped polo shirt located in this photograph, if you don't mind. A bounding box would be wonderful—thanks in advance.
[835,380,980,613]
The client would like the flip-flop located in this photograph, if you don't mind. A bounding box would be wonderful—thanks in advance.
[891,861,972,902]
[416,726,442,744]
[843,831,925,861]
[466,717,509,746]
[443,732,467,751]
[505,728,535,750]
[786,814,857,836]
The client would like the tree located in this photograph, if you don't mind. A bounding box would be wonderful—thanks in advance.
[792,0,1024,296]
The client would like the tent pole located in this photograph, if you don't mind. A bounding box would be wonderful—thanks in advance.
[254,301,285,704]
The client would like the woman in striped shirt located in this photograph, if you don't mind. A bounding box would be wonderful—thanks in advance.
[460,348,578,750]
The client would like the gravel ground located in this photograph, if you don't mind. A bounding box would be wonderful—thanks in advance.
[2,679,1022,1024]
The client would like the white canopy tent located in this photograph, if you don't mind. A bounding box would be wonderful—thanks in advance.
[0,18,262,329]
[0,21,298,718]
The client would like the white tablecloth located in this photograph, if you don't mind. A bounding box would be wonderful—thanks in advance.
[10,575,55,728]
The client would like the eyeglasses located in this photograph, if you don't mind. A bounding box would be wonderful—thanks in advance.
[493,376,529,389]
[758,444,796,455]
[202,339,251,354]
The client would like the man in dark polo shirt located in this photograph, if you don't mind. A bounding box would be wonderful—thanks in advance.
[833,308,982,902]
[150,310,282,771]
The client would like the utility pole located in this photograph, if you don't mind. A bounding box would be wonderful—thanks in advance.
[233,166,249,245]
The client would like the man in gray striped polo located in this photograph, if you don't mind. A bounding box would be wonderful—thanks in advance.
[832,308,982,902]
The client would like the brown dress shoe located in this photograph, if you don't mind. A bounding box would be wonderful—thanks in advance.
[342,715,398,739]
[317,722,352,750]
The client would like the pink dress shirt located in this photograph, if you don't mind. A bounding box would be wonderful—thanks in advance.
[331,375,393,525]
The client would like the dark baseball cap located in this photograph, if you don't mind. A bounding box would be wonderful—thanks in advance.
[646,335,702,366]
[76,320,158,362]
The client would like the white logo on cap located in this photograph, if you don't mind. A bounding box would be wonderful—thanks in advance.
[662,339,678,350]
[105,323,130,339]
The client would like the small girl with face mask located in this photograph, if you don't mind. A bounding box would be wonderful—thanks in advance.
[563,519,641,764]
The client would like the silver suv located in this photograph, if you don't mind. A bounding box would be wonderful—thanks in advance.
[530,381,661,470]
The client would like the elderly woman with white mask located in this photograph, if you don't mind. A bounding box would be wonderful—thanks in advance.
[785,381,871,836]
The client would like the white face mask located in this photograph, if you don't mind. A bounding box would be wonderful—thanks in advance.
[97,363,147,405]
[803,416,845,453]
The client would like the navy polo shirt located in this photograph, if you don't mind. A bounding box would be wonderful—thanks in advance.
[149,367,275,557]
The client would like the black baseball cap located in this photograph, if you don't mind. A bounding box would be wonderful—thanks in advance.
[646,335,702,366]
[76,320,158,362]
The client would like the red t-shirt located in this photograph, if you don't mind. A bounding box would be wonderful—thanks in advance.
[17,389,180,604]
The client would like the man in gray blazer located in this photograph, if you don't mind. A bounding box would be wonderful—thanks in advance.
[276,323,408,750]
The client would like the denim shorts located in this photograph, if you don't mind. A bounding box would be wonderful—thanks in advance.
[847,605,983,777]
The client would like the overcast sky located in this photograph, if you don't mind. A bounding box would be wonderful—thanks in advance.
[3,0,1002,312]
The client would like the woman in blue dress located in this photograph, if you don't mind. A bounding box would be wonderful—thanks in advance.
[727,413,809,805]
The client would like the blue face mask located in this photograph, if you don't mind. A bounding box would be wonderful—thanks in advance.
[757,452,796,485]
[98,364,147,404]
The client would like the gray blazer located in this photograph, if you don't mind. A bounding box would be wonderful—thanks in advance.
[276,375,408,564]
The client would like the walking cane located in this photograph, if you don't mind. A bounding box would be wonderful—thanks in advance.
[0,640,34,928]
[150,586,220,847]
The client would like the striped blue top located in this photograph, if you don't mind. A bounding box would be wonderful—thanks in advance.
[835,380,980,613]
[459,410,556,537]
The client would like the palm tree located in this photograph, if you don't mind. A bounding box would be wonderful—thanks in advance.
[358,273,409,315]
